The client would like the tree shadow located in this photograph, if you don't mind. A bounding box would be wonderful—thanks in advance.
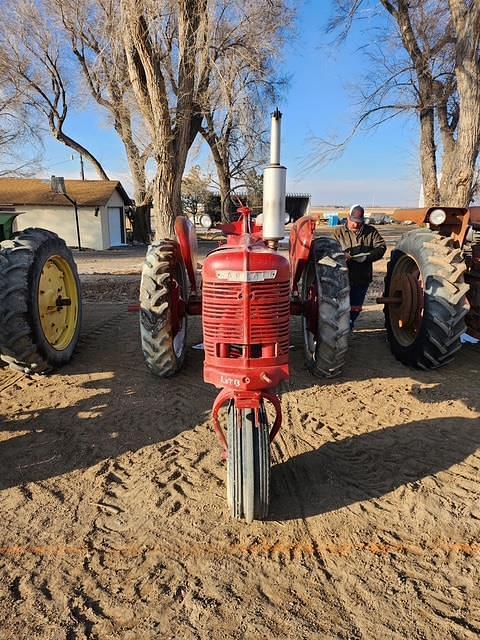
[1,289,478,504]
[269,416,480,520]
[0,308,217,490]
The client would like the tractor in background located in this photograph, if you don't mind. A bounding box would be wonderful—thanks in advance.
[139,110,350,521]
[378,206,480,369]
[0,207,82,373]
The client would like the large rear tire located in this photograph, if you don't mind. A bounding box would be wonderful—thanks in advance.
[139,240,188,377]
[301,236,350,377]
[383,230,469,369]
[0,228,82,374]
[227,402,270,522]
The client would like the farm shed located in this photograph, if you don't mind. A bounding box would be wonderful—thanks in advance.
[0,178,132,250]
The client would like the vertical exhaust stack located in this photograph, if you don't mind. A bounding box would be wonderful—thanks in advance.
[262,109,287,246]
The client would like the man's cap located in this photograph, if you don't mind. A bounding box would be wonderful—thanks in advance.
[349,204,365,222]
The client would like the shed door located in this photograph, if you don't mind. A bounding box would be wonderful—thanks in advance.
[108,207,125,246]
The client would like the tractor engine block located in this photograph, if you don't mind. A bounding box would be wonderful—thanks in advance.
[202,238,290,391]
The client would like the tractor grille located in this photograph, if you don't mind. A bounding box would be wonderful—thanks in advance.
[203,280,290,359]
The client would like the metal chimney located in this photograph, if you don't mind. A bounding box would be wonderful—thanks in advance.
[262,109,287,244]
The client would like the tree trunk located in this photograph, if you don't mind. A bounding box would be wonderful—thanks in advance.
[440,59,480,205]
[418,103,440,206]
[127,154,151,243]
[152,156,183,240]
[121,0,207,241]
[132,203,151,243]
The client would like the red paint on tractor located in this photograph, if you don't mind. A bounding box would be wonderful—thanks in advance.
[289,215,316,293]
[175,216,198,293]
[212,389,283,454]
[202,207,290,397]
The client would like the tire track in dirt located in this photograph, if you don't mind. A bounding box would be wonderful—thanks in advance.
[264,359,480,639]
[78,307,127,348]
[0,370,34,395]
[69,456,162,638]
[269,393,367,638]
[2,295,480,638]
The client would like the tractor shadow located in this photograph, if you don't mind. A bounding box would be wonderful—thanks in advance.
[269,416,480,520]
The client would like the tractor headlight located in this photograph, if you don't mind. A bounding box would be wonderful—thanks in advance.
[429,208,446,225]
[200,213,212,229]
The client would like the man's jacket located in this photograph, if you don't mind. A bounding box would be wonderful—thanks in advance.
[333,223,387,286]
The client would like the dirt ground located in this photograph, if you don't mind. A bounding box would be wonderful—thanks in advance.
[1,225,479,639]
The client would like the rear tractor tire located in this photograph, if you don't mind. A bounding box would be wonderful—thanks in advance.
[0,228,82,374]
[383,230,469,369]
[139,240,188,377]
[301,236,350,377]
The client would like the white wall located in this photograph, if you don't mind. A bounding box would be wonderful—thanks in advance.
[14,190,127,250]
[15,204,106,250]
[106,191,126,208]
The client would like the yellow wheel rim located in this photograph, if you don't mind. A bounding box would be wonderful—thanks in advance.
[38,255,79,351]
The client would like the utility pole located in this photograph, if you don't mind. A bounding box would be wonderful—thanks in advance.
[79,154,85,180]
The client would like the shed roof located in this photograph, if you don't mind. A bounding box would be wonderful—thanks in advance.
[0,178,131,207]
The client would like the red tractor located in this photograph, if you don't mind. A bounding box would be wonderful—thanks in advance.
[139,111,350,521]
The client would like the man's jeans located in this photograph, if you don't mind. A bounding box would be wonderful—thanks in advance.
[350,284,369,329]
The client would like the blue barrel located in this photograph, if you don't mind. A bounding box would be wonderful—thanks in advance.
[327,214,339,226]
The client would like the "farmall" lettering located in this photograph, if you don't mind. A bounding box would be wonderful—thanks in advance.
[216,270,277,282]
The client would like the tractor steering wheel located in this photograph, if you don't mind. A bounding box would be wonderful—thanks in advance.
[221,184,249,222]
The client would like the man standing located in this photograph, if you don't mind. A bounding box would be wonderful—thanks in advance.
[334,204,386,331]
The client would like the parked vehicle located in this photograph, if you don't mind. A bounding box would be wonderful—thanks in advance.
[378,206,479,369]
[371,214,394,225]
[0,208,82,373]
[138,111,350,521]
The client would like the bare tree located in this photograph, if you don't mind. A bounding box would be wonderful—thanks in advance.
[50,0,152,241]
[181,164,212,218]
[0,70,42,177]
[200,94,269,219]
[198,0,293,217]
[325,0,480,206]
[120,0,295,238]
[119,0,211,239]
[0,0,109,180]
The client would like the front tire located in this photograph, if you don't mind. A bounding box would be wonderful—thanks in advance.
[383,230,469,369]
[227,402,270,522]
[301,236,350,377]
[0,228,82,374]
[139,240,188,377]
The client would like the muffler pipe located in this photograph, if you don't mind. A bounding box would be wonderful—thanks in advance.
[262,108,287,245]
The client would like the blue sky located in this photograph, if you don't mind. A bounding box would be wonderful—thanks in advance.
[38,0,421,207]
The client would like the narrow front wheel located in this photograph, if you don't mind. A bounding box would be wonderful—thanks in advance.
[227,402,270,522]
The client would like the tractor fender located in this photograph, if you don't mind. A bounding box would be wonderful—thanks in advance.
[289,215,316,292]
[175,215,198,293]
